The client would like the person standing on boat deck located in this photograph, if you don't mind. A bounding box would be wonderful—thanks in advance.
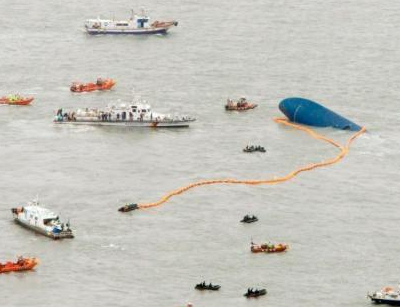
[150,112,153,121]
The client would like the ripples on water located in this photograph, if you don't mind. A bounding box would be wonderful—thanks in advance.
[1,0,400,306]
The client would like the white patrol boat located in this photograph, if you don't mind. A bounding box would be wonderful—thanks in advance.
[368,286,400,305]
[85,9,178,35]
[11,199,74,240]
[54,101,195,128]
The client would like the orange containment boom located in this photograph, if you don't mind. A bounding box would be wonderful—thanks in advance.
[132,117,366,210]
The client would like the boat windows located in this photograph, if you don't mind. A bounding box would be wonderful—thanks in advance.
[43,218,57,225]
[141,109,146,113]
[116,23,129,26]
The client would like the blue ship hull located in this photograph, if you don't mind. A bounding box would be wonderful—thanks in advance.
[279,97,361,131]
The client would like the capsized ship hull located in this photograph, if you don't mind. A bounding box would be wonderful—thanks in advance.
[279,97,361,131]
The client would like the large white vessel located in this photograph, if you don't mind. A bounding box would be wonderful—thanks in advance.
[368,286,400,305]
[85,9,178,35]
[11,199,74,240]
[54,101,195,128]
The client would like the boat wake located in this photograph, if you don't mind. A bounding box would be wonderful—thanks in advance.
[101,243,126,251]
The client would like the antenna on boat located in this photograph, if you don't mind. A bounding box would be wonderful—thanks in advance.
[130,9,134,20]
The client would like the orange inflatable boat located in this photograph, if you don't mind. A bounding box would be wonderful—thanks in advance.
[70,78,116,92]
[251,242,288,253]
[0,95,34,106]
[0,257,38,273]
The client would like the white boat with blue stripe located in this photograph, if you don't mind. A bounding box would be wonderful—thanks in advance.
[11,198,74,240]
[85,9,178,35]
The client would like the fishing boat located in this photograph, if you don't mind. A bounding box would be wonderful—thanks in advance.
[251,242,288,253]
[0,94,34,106]
[368,286,400,305]
[54,100,195,128]
[244,288,267,298]
[85,9,178,35]
[11,198,74,240]
[118,203,138,212]
[0,257,38,274]
[70,78,115,92]
[225,97,257,111]
[195,282,221,291]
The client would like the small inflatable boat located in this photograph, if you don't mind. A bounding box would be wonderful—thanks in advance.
[195,282,221,291]
[251,242,288,253]
[243,146,266,153]
[0,257,38,273]
[118,203,138,212]
[240,215,258,223]
[244,288,267,298]
[70,78,115,92]
[225,97,257,111]
[0,95,34,105]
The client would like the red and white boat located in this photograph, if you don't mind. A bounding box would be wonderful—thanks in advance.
[0,95,34,106]
[225,97,257,111]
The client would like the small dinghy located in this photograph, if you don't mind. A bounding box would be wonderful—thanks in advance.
[195,281,221,291]
[0,257,38,274]
[251,242,288,253]
[118,203,138,212]
[244,288,267,298]
[240,215,258,223]
[0,94,34,105]
[225,97,257,111]
[243,145,266,153]
[70,78,115,92]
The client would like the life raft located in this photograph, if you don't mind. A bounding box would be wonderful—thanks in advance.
[251,243,288,253]
[70,78,116,93]
[0,257,38,273]
[0,96,34,106]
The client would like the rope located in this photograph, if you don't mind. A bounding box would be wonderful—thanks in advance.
[136,117,366,209]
